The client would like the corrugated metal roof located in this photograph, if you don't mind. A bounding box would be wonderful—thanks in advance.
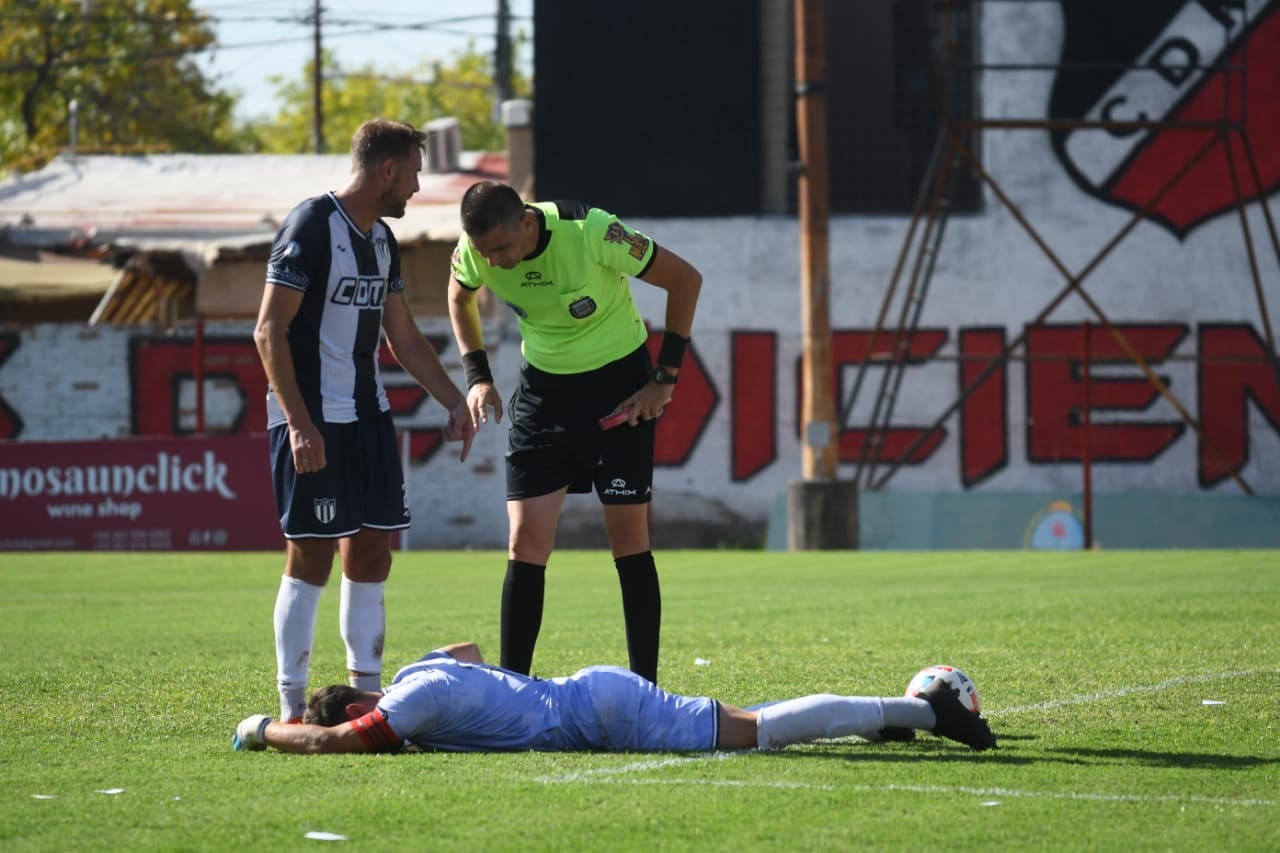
[0,149,507,325]
[0,150,506,252]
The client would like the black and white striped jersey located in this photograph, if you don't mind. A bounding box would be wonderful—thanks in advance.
[264,192,404,427]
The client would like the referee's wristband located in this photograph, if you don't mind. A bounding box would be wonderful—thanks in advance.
[657,330,690,369]
[461,350,494,388]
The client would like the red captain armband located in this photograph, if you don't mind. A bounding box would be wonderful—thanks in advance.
[350,708,401,752]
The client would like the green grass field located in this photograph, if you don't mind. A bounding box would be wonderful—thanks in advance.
[1,550,1276,851]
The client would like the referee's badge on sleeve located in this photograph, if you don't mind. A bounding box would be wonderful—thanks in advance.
[603,222,650,260]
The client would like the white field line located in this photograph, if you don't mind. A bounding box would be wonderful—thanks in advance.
[537,773,1276,807]
[987,667,1278,716]
[533,668,1279,807]
[872,784,1274,808]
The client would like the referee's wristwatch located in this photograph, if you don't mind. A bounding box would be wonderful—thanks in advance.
[652,366,679,385]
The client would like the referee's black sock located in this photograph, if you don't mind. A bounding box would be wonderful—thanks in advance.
[614,551,661,684]
[500,560,545,675]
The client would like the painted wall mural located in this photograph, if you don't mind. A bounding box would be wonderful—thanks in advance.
[0,1,1276,548]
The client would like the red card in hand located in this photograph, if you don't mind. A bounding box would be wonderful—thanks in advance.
[598,407,632,430]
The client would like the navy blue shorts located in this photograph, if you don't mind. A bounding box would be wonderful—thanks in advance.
[269,411,408,539]
[505,345,655,504]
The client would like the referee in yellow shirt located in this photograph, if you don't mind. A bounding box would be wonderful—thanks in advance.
[447,181,703,683]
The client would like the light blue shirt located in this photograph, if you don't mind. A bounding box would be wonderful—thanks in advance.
[377,651,718,752]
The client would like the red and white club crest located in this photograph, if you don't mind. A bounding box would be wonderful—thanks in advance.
[1049,0,1280,238]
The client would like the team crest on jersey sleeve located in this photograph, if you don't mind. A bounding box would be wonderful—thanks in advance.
[603,222,651,260]
[450,246,474,285]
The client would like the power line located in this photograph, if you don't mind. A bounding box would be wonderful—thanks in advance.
[1,2,532,134]
[0,12,527,73]
[0,30,523,75]
[0,9,524,30]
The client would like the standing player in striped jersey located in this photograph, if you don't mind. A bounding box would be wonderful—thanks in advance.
[254,119,475,723]
[446,181,703,685]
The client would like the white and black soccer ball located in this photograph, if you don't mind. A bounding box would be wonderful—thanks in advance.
[905,665,981,714]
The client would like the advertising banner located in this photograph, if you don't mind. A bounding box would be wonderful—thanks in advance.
[0,434,281,551]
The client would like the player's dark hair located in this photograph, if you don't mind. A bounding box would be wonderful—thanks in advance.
[305,684,364,727]
[461,181,526,236]
[350,119,427,172]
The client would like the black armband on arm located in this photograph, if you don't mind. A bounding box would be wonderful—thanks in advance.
[461,350,494,388]
[657,331,690,369]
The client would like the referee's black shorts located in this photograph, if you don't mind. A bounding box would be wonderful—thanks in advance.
[506,344,655,505]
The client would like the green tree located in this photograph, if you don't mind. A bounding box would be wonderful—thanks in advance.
[0,0,252,172]
[253,41,531,154]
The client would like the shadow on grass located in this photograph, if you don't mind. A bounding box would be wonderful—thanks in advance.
[762,740,1036,765]
[766,739,1280,771]
[1047,746,1279,769]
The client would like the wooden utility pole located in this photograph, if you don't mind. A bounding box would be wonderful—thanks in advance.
[795,0,835,480]
[311,0,325,154]
[787,0,858,550]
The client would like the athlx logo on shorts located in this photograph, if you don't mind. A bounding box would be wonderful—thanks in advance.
[602,477,638,497]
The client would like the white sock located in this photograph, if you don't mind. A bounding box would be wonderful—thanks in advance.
[340,576,385,687]
[883,697,936,730]
[756,695,886,750]
[274,575,324,721]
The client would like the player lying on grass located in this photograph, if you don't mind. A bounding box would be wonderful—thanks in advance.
[234,642,997,754]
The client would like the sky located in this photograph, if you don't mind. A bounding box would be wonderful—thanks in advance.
[190,0,534,120]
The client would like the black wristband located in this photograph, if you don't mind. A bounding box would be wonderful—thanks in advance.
[657,330,689,369]
[461,350,494,388]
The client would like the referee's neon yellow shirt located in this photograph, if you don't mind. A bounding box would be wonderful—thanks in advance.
[451,202,657,374]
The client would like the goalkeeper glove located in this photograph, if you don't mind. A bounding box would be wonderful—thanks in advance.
[233,714,272,751]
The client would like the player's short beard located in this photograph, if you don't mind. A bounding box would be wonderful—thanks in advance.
[380,190,407,219]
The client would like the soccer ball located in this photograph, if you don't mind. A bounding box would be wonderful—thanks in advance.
[905,665,981,714]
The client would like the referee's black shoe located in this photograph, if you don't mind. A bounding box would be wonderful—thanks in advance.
[919,680,997,751]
